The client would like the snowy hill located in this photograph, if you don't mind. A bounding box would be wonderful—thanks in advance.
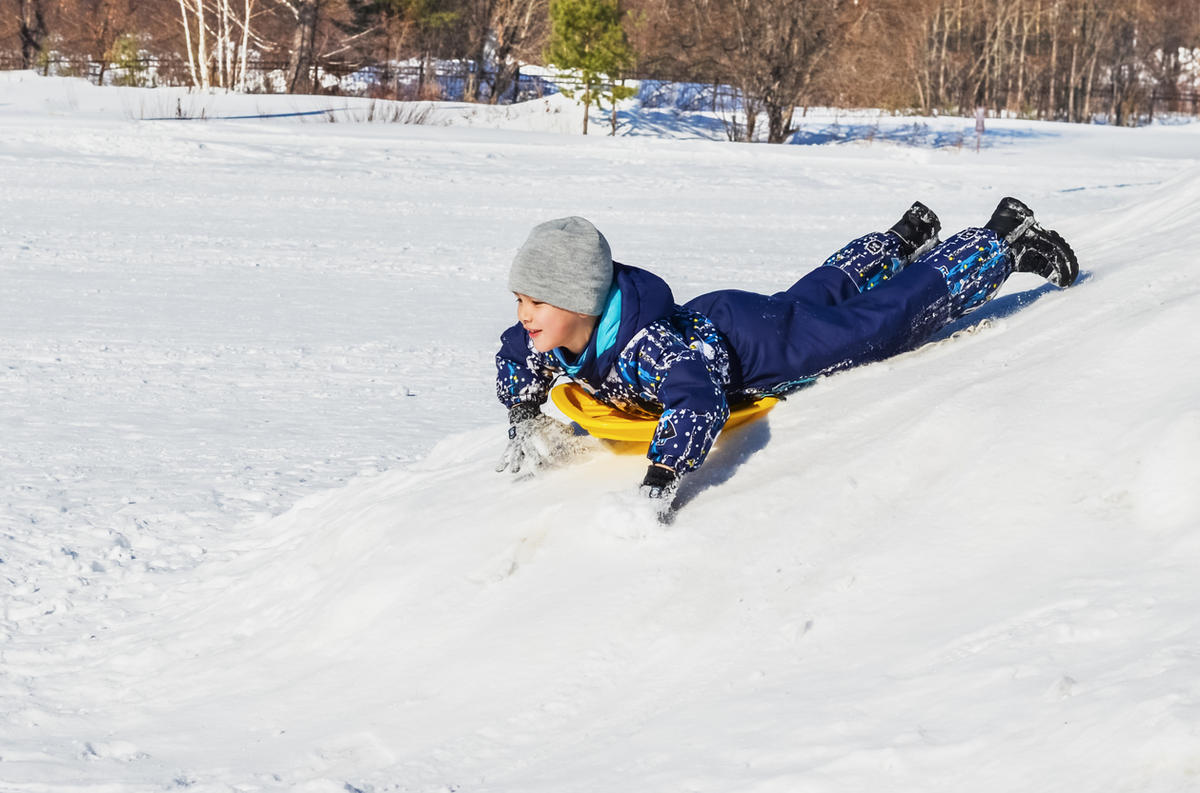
[2,71,1200,792]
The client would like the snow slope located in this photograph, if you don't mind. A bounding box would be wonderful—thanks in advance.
[2,71,1200,792]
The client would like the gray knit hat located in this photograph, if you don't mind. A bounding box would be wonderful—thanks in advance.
[508,216,613,316]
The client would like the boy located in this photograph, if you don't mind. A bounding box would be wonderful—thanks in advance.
[495,200,1078,499]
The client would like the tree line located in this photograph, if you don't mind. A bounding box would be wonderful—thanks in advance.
[2,0,550,97]
[4,0,1199,139]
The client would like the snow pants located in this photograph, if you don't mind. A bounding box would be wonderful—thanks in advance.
[685,227,1013,393]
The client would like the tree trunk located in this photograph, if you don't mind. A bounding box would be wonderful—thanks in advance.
[465,46,485,102]
[740,87,759,142]
[94,10,112,86]
[216,0,226,87]
[1046,0,1059,120]
[19,0,48,70]
[1081,52,1098,122]
[464,0,489,105]
[237,0,253,91]
[196,0,211,89]
[1015,0,1030,114]
[287,0,319,93]
[937,3,950,108]
[177,0,200,86]
[765,101,794,144]
[1110,70,1119,126]
[492,61,521,104]
[1066,36,1078,122]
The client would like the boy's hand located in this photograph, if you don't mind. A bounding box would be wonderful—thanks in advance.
[496,403,580,475]
[639,464,678,499]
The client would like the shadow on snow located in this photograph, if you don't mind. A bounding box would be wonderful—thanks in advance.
[789,119,1061,148]
[611,106,1063,149]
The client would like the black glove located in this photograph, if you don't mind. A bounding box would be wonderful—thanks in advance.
[639,464,678,499]
[496,402,580,475]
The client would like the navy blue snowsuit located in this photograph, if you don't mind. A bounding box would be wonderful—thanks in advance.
[496,227,1013,472]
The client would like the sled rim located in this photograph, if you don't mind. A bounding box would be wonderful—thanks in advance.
[549,382,777,443]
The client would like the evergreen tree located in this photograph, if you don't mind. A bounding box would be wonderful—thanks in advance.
[545,0,634,134]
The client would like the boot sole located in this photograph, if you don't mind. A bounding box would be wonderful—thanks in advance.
[1034,226,1080,288]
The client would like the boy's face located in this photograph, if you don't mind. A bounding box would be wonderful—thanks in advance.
[515,293,598,355]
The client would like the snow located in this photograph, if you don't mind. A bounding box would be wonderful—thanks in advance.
[2,69,1200,791]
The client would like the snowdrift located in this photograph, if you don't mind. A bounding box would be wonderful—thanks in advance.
[0,68,603,134]
[1,68,1095,145]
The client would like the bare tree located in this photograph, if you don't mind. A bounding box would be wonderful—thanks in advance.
[1140,0,1200,116]
[488,0,546,101]
[173,0,262,88]
[177,0,209,85]
[826,0,935,111]
[81,0,139,83]
[275,0,320,91]
[669,0,865,142]
[18,0,50,67]
[415,0,543,102]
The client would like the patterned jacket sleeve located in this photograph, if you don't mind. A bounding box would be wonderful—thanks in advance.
[623,325,730,472]
[495,322,559,409]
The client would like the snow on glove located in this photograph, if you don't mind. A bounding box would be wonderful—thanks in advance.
[495,402,583,475]
[639,464,678,500]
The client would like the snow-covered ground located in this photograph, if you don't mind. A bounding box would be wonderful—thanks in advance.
[2,70,1200,792]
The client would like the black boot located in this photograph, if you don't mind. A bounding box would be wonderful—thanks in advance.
[984,196,1037,244]
[986,197,1079,288]
[1015,227,1079,287]
[888,201,941,261]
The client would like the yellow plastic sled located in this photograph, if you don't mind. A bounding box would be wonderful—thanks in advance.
[549,382,778,454]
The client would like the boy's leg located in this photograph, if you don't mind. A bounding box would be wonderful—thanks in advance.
[914,227,1014,319]
[750,204,1071,388]
[757,259,952,384]
[916,199,1077,317]
[820,231,910,293]
[776,222,1056,377]
[763,228,1012,381]
[781,202,942,305]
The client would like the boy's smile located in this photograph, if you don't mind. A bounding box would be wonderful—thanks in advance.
[515,293,598,355]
